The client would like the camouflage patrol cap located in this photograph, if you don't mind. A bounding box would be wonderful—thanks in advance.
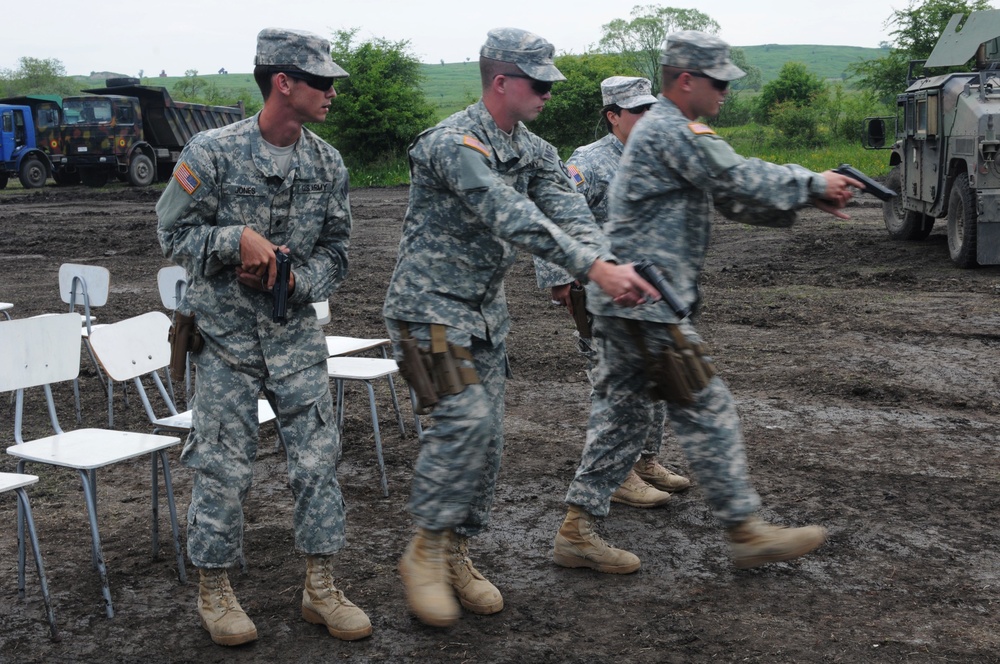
[255,28,349,78]
[480,28,566,82]
[601,76,658,109]
[659,30,745,81]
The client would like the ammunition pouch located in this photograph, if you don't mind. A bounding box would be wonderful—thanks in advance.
[624,320,715,406]
[569,284,591,339]
[167,311,204,382]
[397,323,480,415]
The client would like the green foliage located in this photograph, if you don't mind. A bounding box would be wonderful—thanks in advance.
[848,0,993,102]
[599,4,720,88]
[714,90,755,127]
[753,62,826,123]
[769,102,822,147]
[314,29,435,163]
[527,53,634,149]
[0,57,79,97]
[729,49,762,91]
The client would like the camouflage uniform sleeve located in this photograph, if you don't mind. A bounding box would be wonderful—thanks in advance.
[418,130,607,280]
[156,139,244,277]
[531,149,589,289]
[287,159,351,304]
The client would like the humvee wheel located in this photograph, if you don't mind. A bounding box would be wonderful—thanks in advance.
[947,175,978,268]
[883,165,933,240]
[18,157,47,189]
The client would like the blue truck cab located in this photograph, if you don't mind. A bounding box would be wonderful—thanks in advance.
[0,104,50,189]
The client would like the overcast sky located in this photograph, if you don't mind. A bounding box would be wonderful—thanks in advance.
[4,0,908,77]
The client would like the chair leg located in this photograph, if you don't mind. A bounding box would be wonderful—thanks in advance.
[409,387,424,440]
[156,451,186,583]
[151,453,160,556]
[15,488,59,640]
[73,378,82,424]
[77,469,114,619]
[363,380,389,498]
[385,373,406,435]
[336,379,346,431]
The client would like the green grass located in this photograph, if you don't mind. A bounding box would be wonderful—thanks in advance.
[739,44,889,83]
[718,125,891,176]
[418,63,482,120]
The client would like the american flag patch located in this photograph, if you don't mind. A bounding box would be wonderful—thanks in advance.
[462,135,491,157]
[567,164,585,186]
[174,161,201,195]
[688,122,716,135]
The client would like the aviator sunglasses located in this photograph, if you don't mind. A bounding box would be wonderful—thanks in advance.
[686,71,729,92]
[283,71,336,92]
[500,73,554,95]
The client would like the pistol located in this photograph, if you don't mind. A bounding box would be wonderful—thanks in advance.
[167,311,203,382]
[833,164,897,202]
[272,250,290,325]
[633,260,691,321]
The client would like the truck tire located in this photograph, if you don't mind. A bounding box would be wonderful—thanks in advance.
[128,154,155,187]
[80,169,109,188]
[18,157,47,189]
[947,175,978,268]
[883,165,933,240]
[0,173,8,189]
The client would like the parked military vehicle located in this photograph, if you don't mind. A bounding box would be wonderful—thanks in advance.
[58,78,244,188]
[864,9,1000,267]
[0,103,52,189]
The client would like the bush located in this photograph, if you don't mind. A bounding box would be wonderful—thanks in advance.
[769,102,823,148]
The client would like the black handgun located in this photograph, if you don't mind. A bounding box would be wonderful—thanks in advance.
[633,260,691,320]
[834,164,897,202]
[272,250,290,325]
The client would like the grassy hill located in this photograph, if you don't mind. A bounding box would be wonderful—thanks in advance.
[70,44,889,120]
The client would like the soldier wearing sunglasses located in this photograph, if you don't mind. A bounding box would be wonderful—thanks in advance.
[555,31,862,575]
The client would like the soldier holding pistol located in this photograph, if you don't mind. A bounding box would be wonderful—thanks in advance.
[553,31,861,573]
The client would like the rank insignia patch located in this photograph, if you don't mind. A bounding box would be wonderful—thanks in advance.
[174,161,201,195]
[462,135,491,158]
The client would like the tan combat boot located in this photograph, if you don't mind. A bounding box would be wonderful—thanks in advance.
[634,456,692,493]
[728,517,828,569]
[398,528,460,627]
[552,506,641,574]
[448,536,503,615]
[197,568,258,646]
[302,555,373,640]
[611,469,673,508]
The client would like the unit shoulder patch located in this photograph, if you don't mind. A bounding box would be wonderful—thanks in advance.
[173,161,201,195]
[566,163,585,186]
[461,135,491,158]
[687,122,716,136]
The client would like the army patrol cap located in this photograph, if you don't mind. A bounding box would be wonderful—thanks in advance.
[480,28,566,82]
[659,30,745,81]
[601,76,658,108]
[255,28,349,78]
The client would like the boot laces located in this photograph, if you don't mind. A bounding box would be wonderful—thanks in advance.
[206,572,238,611]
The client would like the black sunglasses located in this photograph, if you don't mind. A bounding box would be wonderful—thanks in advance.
[686,71,729,92]
[623,104,653,115]
[499,73,554,96]
[283,71,335,92]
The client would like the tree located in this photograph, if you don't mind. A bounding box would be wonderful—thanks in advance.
[729,48,762,92]
[849,0,992,102]
[314,29,435,166]
[0,57,78,97]
[753,61,826,124]
[173,70,208,100]
[527,52,633,150]
[599,5,720,88]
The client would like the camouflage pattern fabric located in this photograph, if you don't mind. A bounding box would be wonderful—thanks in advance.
[479,27,565,82]
[156,113,352,565]
[255,27,349,78]
[383,99,611,533]
[565,316,760,525]
[586,95,828,321]
[385,319,506,537]
[184,345,345,566]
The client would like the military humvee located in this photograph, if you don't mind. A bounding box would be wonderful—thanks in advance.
[865,9,1000,267]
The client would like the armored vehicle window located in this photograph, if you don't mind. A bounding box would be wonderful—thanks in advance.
[903,97,915,136]
[916,99,928,138]
[64,99,113,125]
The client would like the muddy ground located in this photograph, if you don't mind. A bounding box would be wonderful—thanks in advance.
[0,183,998,663]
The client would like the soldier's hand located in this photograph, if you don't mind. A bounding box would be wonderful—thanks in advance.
[238,228,289,290]
[816,170,863,219]
[551,282,574,310]
[588,260,660,307]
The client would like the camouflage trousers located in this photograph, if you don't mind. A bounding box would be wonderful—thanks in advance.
[580,334,667,458]
[183,343,346,568]
[386,319,506,538]
[565,315,760,526]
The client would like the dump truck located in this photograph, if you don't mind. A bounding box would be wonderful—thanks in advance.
[0,95,69,187]
[59,78,244,187]
[864,9,1000,268]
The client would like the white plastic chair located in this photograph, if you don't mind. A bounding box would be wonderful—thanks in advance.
[0,302,12,320]
[2,313,185,620]
[58,263,111,423]
[1,472,58,639]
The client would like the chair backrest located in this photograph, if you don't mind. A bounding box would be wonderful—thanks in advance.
[0,313,82,392]
[312,300,331,325]
[58,263,110,308]
[88,312,172,382]
[157,266,188,311]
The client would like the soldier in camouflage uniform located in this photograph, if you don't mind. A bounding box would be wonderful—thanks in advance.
[156,28,371,646]
[382,28,658,628]
[533,76,691,510]
[554,31,863,574]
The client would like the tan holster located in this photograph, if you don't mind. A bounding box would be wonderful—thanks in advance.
[624,320,715,407]
[397,323,480,415]
[569,284,591,339]
[167,311,204,382]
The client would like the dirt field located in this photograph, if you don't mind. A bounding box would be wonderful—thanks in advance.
[1,182,998,663]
